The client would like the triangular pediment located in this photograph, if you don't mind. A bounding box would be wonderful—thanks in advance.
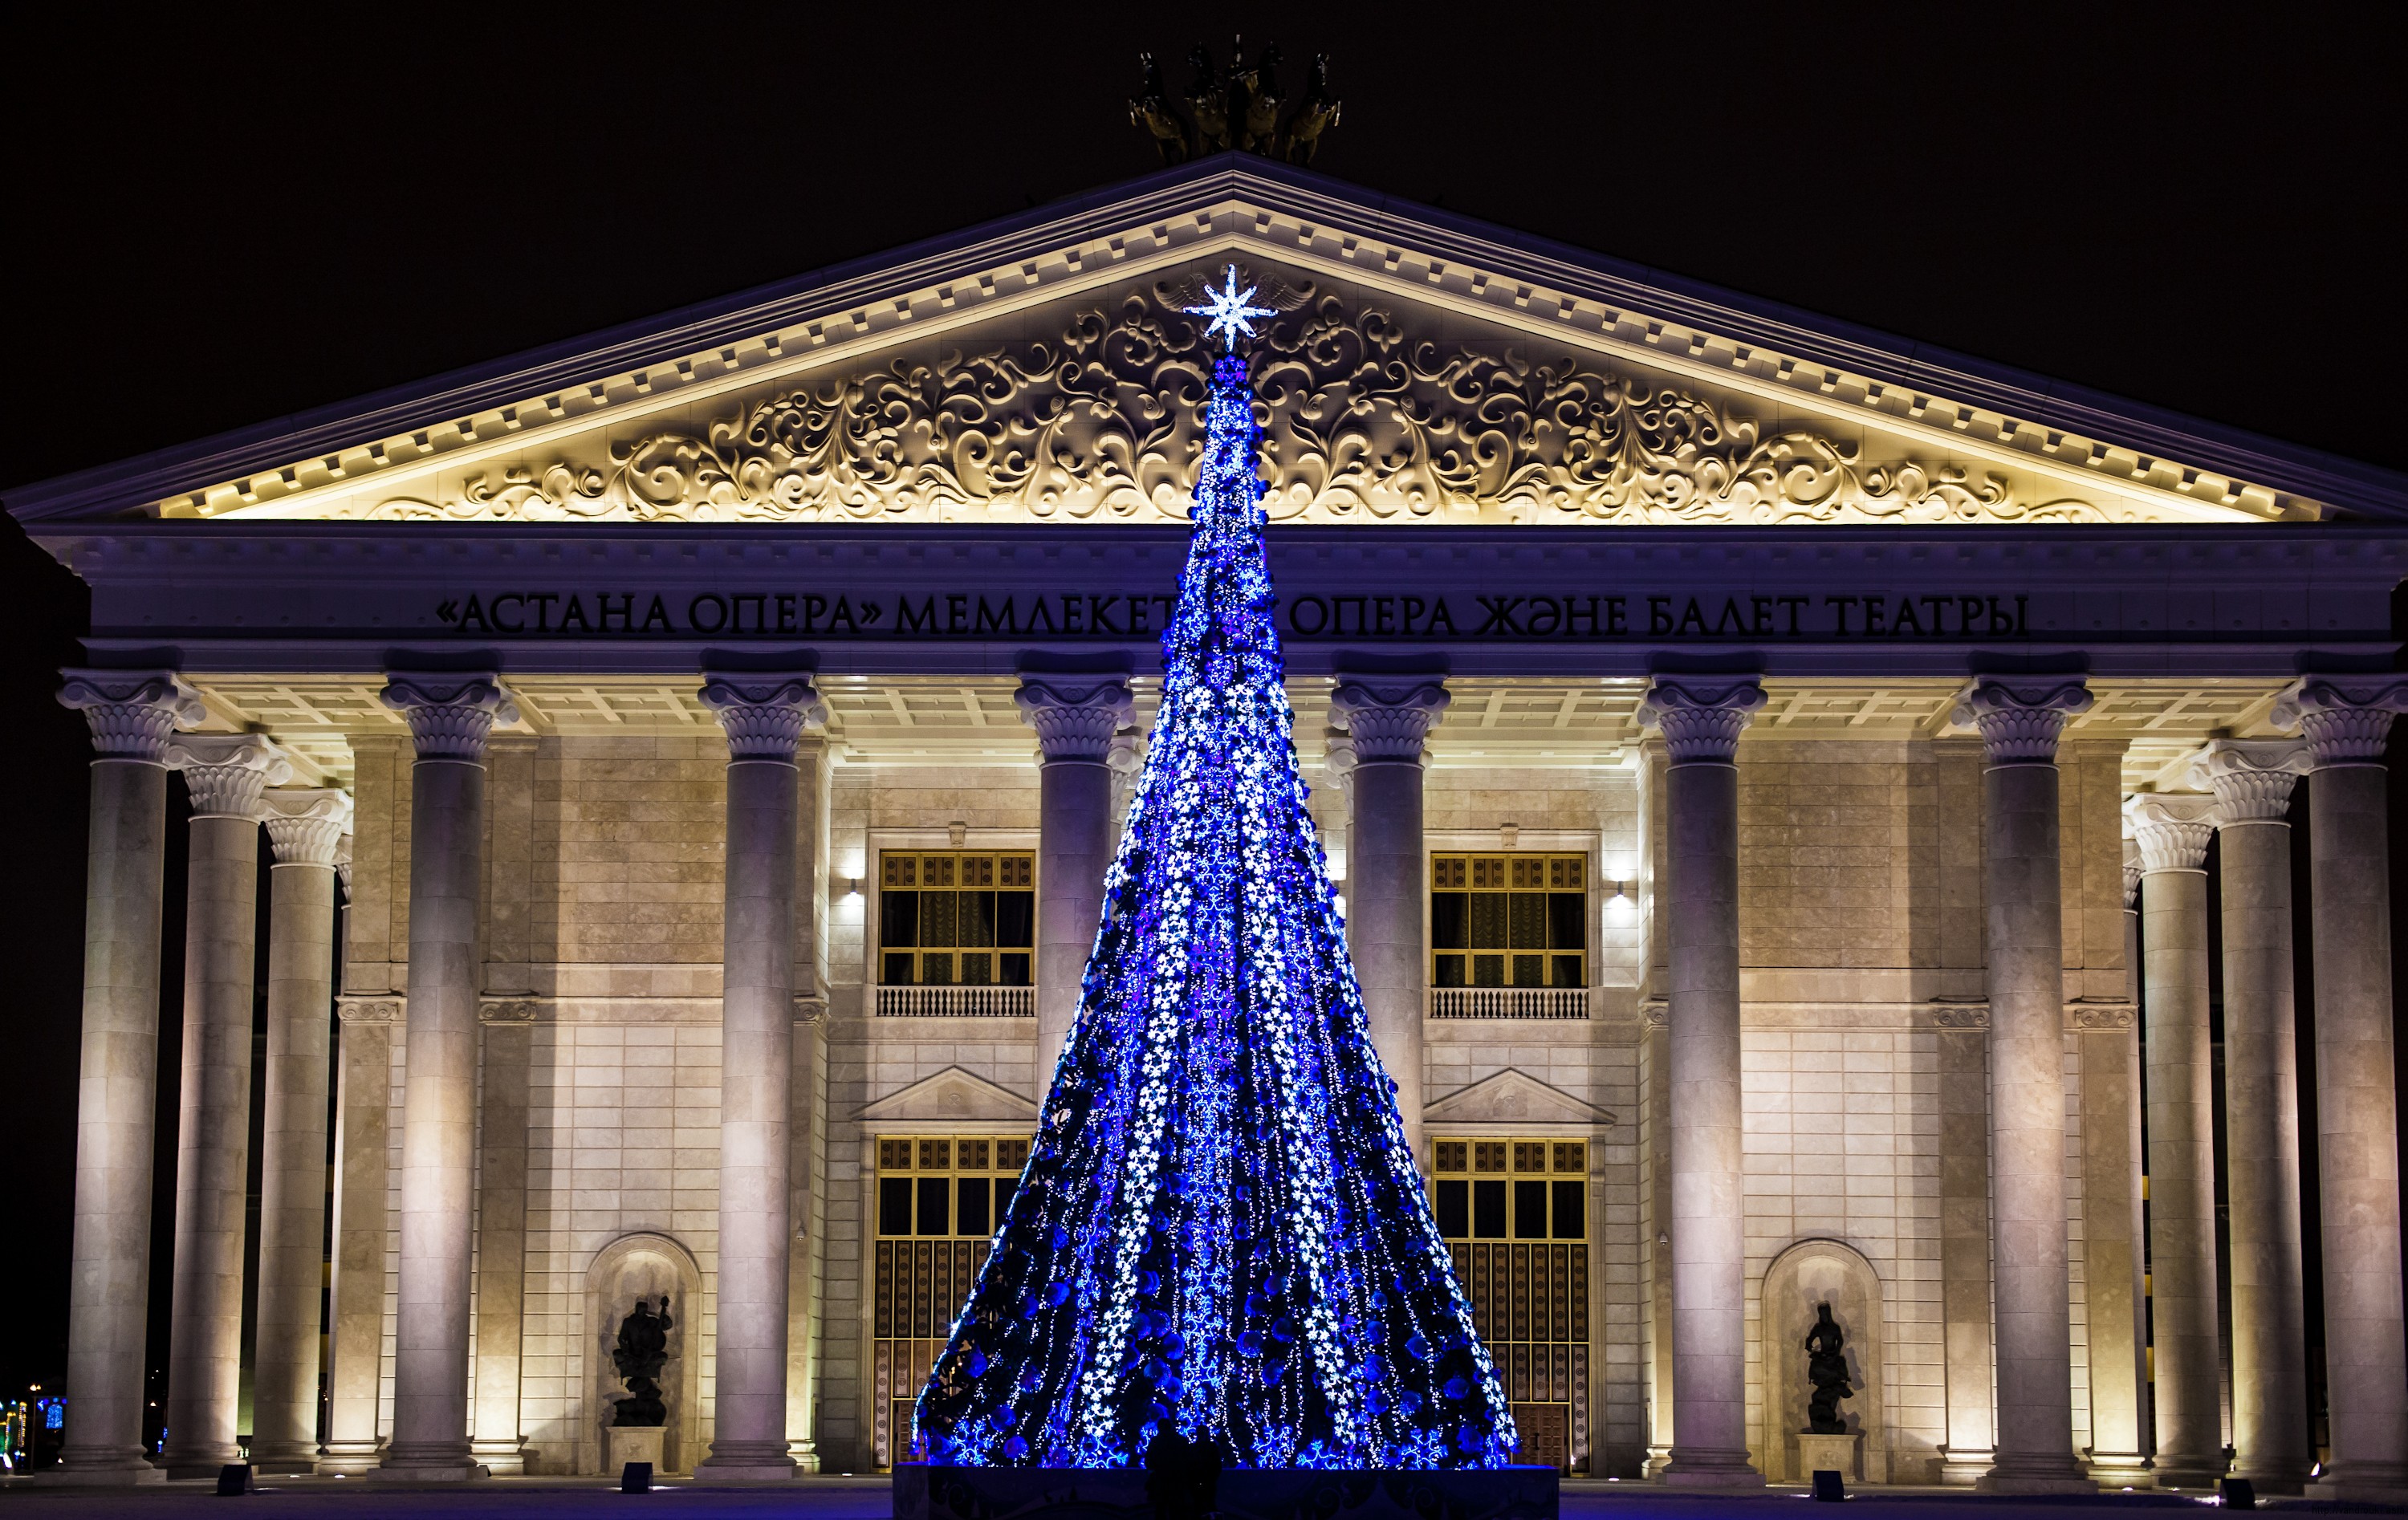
[1424,1069,1614,1128]
[9,157,2397,528]
[856,1065,1039,1125]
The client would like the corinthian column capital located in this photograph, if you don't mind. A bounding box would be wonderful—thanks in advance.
[2272,676,2408,768]
[380,674,519,763]
[2124,792,2219,876]
[1329,678,1449,763]
[700,675,828,763]
[1951,675,2093,766]
[164,734,295,820]
[58,669,205,763]
[1014,678,1134,764]
[2187,738,2312,823]
[1637,675,1764,766]
[2122,836,2143,908]
[261,789,354,867]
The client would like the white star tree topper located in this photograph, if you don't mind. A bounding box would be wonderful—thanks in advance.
[1185,264,1277,347]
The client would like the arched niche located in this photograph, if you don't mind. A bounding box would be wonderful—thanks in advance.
[583,1232,704,1475]
[1760,1238,1885,1483]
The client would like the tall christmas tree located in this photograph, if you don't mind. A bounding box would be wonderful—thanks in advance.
[912,270,1516,1471]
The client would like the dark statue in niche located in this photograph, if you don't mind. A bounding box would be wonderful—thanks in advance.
[1804,1302,1854,1434]
[612,1297,674,1428]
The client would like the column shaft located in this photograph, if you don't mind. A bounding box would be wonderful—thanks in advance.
[1035,759,1114,1087]
[250,855,338,1468]
[61,756,174,1479]
[319,1006,393,1474]
[706,757,801,1473]
[1349,760,1430,1160]
[2219,819,2311,1487]
[2308,762,2408,1494]
[386,754,484,1474]
[1662,758,1753,1482]
[2140,866,2221,1482]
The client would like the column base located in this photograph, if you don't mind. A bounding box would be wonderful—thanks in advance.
[2308,1460,2408,1505]
[2149,1453,2229,1490]
[369,1446,488,1483]
[694,1441,799,1482]
[469,1436,527,1477]
[2081,1449,2154,1489]
[314,1439,381,1476]
[1658,1445,1764,1487]
[787,1437,822,1474]
[1975,1452,2098,1494]
[1641,1444,1670,1480]
[248,1441,323,1475]
[1937,1445,1995,1486]
[40,1450,165,1485]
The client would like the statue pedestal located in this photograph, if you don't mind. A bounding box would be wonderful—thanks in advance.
[604,1426,665,1477]
[1796,1433,1861,1482]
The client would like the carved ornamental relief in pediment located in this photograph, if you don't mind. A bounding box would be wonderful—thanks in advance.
[351,283,2104,526]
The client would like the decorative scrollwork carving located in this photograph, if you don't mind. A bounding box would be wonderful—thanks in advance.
[356,288,2105,528]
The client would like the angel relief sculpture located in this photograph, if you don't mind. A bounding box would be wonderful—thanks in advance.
[357,273,2101,529]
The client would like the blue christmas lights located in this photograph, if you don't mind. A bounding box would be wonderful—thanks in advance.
[910,312,1516,1470]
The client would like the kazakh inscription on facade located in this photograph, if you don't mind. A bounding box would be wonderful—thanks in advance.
[360,289,2103,528]
[433,588,2035,641]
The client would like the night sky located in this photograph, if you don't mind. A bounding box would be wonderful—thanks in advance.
[0,7,2400,1407]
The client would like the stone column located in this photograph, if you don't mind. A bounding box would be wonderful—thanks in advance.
[156,734,291,1479]
[53,671,203,1482]
[375,675,515,1482]
[249,788,351,1471]
[1956,676,2097,1493]
[696,675,827,1479]
[1328,678,1448,1164]
[2275,676,2408,1501]
[1015,678,1134,1090]
[1637,674,1764,1487]
[2193,738,2315,1490]
[2125,790,2225,1487]
[319,995,397,1476]
[2072,835,2148,1484]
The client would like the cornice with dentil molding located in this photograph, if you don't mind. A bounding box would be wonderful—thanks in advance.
[1950,677,2093,766]
[1014,679,1135,764]
[1637,676,1766,765]
[2186,738,2311,823]
[699,675,828,762]
[2272,676,2408,768]
[163,734,294,819]
[2124,792,2219,876]
[1329,680,1450,763]
[58,669,205,763]
[380,675,519,762]
[261,788,353,867]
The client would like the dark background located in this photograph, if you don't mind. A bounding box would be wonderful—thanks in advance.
[1,2,2402,1431]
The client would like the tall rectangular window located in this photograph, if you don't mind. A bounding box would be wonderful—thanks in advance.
[879,851,1036,986]
[1430,853,1586,990]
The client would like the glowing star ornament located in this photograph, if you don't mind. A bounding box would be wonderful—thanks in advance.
[1183,264,1277,347]
[910,327,1516,1472]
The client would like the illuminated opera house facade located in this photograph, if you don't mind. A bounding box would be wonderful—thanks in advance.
[10,156,2407,1494]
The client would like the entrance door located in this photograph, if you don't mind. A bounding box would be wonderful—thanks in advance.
[870,1135,1028,1467]
[1432,1137,1590,1471]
